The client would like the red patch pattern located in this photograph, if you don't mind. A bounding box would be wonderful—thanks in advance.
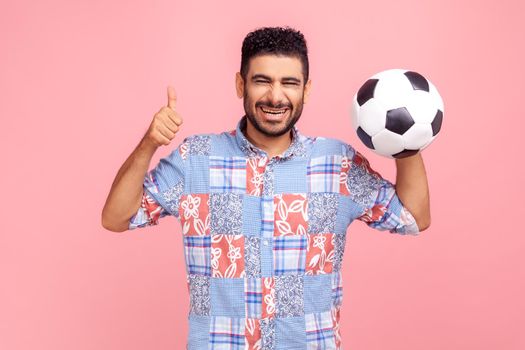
[339,156,351,195]
[179,194,210,236]
[141,192,163,225]
[261,277,276,319]
[353,151,382,178]
[211,234,245,278]
[331,306,342,349]
[358,203,387,224]
[245,318,261,349]
[306,233,335,275]
[274,193,308,236]
[246,157,268,196]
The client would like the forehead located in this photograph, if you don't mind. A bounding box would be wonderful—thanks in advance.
[247,54,303,80]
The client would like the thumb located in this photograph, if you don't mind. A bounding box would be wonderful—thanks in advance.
[167,85,177,110]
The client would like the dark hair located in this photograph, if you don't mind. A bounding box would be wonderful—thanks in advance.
[240,26,309,85]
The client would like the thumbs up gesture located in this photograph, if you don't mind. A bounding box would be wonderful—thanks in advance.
[143,86,183,148]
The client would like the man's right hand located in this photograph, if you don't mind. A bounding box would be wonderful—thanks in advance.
[142,85,183,148]
[102,85,184,232]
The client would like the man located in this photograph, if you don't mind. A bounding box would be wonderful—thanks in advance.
[102,26,430,349]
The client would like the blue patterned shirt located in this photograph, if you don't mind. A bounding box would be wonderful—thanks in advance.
[129,115,419,349]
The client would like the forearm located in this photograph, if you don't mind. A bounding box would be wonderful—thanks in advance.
[394,153,431,230]
[101,138,158,231]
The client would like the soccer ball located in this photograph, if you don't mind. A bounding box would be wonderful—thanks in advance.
[350,68,444,159]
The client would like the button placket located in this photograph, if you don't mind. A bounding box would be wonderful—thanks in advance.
[262,159,275,198]
[260,157,282,276]
[260,194,274,277]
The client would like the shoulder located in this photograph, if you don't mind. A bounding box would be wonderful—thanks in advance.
[176,132,218,158]
[181,132,215,148]
[177,129,243,159]
[307,134,358,158]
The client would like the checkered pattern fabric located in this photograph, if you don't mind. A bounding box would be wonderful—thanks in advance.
[210,156,247,193]
[273,236,307,275]
[307,155,342,193]
[210,316,245,349]
[261,197,274,239]
[184,236,212,276]
[128,115,421,349]
[245,278,262,318]
[305,311,336,349]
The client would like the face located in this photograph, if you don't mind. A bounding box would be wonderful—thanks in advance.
[236,54,311,137]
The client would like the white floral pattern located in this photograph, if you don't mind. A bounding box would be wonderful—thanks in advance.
[179,194,210,236]
[244,237,261,277]
[210,193,243,234]
[274,193,308,236]
[307,193,338,233]
[275,275,304,317]
[188,274,210,316]
[211,234,245,278]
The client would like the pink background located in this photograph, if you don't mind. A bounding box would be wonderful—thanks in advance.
[1,0,524,349]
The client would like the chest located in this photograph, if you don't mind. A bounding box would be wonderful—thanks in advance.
[178,154,363,278]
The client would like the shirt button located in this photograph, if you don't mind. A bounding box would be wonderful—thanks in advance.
[263,239,269,246]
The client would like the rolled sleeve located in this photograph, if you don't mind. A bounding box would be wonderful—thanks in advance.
[360,179,420,235]
[128,141,187,230]
[346,145,419,235]
[128,189,170,230]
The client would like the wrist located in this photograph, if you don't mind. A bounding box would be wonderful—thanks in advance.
[395,152,422,164]
[138,136,159,154]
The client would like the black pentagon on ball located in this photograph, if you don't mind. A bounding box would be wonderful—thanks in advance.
[393,149,420,159]
[404,71,430,92]
[432,110,443,136]
[356,79,379,106]
[356,127,375,149]
[385,107,415,135]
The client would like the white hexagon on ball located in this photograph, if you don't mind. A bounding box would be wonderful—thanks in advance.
[357,98,387,136]
[372,129,404,157]
[404,91,439,124]
[402,123,434,150]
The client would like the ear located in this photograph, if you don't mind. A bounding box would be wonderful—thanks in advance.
[235,72,244,99]
[303,79,312,104]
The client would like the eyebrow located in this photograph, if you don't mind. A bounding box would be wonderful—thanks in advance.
[251,74,302,84]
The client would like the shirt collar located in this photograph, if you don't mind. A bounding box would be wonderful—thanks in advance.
[234,115,306,159]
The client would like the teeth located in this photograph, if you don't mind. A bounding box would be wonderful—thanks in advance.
[261,107,287,114]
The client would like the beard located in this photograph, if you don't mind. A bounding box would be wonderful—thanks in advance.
[243,89,304,137]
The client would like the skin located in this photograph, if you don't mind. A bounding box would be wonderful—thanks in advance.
[101,87,183,232]
[235,54,312,159]
[394,153,431,231]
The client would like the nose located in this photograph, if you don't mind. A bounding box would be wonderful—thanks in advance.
[266,83,287,107]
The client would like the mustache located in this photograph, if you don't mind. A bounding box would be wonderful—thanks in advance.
[256,102,292,109]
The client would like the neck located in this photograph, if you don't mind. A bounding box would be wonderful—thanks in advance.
[243,118,293,159]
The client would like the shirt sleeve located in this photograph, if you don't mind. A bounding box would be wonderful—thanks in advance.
[128,190,171,230]
[345,144,420,235]
[128,139,188,230]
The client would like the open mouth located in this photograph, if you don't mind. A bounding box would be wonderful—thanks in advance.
[258,106,290,120]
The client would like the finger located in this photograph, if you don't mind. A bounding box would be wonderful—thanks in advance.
[160,106,183,127]
[166,111,183,126]
[161,113,178,133]
[157,124,176,140]
[158,133,171,146]
[167,85,177,110]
